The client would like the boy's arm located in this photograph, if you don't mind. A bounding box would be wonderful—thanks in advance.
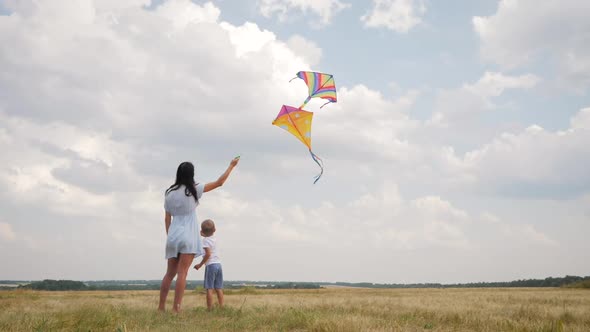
[194,247,211,270]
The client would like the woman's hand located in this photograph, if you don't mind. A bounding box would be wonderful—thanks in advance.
[204,157,240,193]
[230,156,240,168]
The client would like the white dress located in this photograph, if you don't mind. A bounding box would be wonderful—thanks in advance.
[164,183,205,259]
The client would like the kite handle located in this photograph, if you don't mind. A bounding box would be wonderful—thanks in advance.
[309,150,324,184]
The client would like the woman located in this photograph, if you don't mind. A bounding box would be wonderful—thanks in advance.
[158,157,239,312]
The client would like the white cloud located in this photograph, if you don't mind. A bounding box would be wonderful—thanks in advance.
[316,85,420,161]
[481,213,557,247]
[361,0,426,33]
[461,107,590,198]
[270,221,310,241]
[156,0,220,29]
[473,0,590,90]
[428,71,540,128]
[219,22,276,58]
[0,222,16,241]
[520,224,558,247]
[197,182,565,282]
[571,107,590,130]
[286,35,322,66]
[469,72,540,98]
[257,0,351,26]
[204,182,474,254]
[0,0,311,275]
[481,212,501,224]
[1,0,150,14]
[413,196,468,222]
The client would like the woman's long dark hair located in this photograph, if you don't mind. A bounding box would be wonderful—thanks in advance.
[166,162,198,202]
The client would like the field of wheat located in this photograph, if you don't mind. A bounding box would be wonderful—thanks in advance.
[1,287,589,331]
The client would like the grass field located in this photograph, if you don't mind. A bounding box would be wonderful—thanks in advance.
[1,287,589,331]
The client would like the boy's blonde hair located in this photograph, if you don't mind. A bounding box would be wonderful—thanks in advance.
[201,219,216,236]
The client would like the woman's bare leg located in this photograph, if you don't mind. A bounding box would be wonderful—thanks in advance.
[173,253,195,313]
[158,258,178,311]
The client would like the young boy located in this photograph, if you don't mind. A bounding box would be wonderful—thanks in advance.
[194,219,223,310]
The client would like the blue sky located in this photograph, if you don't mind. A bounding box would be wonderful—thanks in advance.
[0,0,589,283]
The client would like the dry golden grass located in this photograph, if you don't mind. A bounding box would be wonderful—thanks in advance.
[1,287,589,331]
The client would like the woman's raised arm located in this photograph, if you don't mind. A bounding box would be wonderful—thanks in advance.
[204,157,239,193]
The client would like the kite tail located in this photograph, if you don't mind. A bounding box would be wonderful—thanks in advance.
[319,100,332,109]
[309,149,324,184]
[289,76,298,82]
[299,96,312,109]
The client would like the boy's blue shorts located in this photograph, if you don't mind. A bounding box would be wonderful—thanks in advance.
[204,263,223,289]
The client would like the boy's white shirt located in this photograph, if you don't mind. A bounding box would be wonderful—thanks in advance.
[202,235,221,266]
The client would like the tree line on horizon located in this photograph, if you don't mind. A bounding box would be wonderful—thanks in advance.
[324,275,590,289]
[4,275,589,291]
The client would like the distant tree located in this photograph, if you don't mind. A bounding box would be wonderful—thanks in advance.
[19,279,87,291]
[565,279,590,289]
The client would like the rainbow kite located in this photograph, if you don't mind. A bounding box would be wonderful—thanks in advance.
[272,105,324,184]
[290,71,337,109]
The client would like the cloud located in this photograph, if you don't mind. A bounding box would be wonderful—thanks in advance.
[93,0,151,11]
[469,72,540,98]
[361,0,426,33]
[156,0,220,28]
[0,0,425,206]
[0,0,315,172]
[257,0,351,26]
[286,34,322,66]
[473,0,590,90]
[0,112,146,200]
[481,213,557,247]
[309,85,420,167]
[196,182,563,282]
[1,0,151,14]
[428,71,540,128]
[461,107,590,198]
[219,22,276,58]
[203,182,473,255]
[0,222,16,241]
[571,107,590,130]
[52,159,144,195]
